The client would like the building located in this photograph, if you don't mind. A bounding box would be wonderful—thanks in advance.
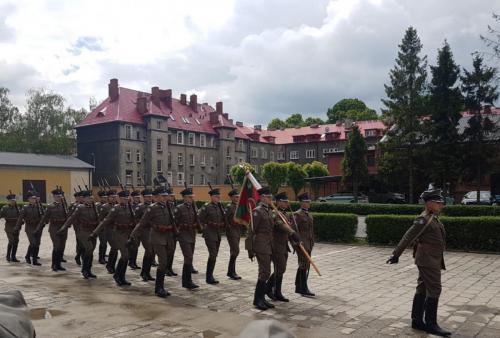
[76,79,386,187]
[0,151,93,203]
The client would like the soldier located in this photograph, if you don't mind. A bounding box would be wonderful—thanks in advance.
[386,188,451,337]
[174,188,200,290]
[36,188,69,271]
[14,191,43,266]
[70,191,85,265]
[58,190,99,279]
[134,188,155,282]
[266,192,292,302]
[129,186,175,297]
[104,190,119,274]
[248,187,300,310]
[95,190,109,264]
[90,190,136,286]
[225,189,242,280]
[165,187,178,277]
[293,193,315,297]
[128,189,142,270]
[0,193,21,262]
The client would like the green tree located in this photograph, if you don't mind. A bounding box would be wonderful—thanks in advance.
[342,126,368,202]
[379,27,428,203]
[481,13,500,60]
[460,55,499,203]
[303,161,328,200]
[285,113,305,127]
[267,118,287,130]
[286,162,308,199]
[0,88,24,152]
[230,162,256,185]
[326,98,378,123]
[304,117,324,126]
[262,162,288,195]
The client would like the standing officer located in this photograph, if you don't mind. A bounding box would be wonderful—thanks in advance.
[165,187,178,277]
[225,189,242,280]
[58,190,99,279]
[36,188,68,271]
[95,190,109,264]
[294,193,315,297]
[248,187,300,311]
[128,189,142,270]
[1,192,21,262]
[198,188,226,285]
[387,188,450,337]
[15,191,43,266]
[130,186,175,298]
[134,188,155,282]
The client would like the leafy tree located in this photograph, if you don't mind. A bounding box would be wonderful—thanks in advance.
[0,88,20,133]
[262,162,288,195]
[379,27,428,203]
[303,160,329,177]
[327,98,378,123]
[230,162,256,185]
[286,162,308,199]
[304,117,324,126]
[460,55,499,203]
[480,13,500,60]
[342,126,368,202]
[267,118,287,130]
[285,113,305,128]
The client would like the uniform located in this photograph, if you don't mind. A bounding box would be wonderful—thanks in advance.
[100,192,118,273]
[0,196,21,262]
[293,204,315,297]
[225,188,242,280]
[68,195,83,265]
[165,196,178,277]
[134,193,155,281]
[95,191,109,265]
[15,197,42,266]
[128,190,142,270]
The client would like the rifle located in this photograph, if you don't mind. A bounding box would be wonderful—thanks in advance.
[57,185,69,218]
[117,175,136,222]
[29,181,44,216]
[104,178,111,190]
[208,182,229,229]
[227,174,235,190]
[185,182,203,231]
[9,190,19,215]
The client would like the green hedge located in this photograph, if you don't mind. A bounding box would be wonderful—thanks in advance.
[366,215,500,252]
[311,212,357,243]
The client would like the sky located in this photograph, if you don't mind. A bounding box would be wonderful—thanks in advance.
[0,0,499,125]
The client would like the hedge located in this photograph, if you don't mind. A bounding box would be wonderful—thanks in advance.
[310,212,357,243]
[366,215,500,252]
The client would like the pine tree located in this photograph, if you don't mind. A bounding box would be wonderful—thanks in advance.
[342,126,368,202]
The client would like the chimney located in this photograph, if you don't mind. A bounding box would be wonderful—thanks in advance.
[216,102,223,114]
[209,111,219,124]
[236,121,243,127]
[223,113,229,120]
[190,94,198,112]
[160,89,172,108]
[137,97,147,115]
[151,87,160,107]
[108,78,119,102]
[254,125,262,131]
[180,94,187,105]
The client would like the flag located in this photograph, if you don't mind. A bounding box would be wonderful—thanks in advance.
[233,171,261,226]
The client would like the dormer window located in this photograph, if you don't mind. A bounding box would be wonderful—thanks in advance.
[97,111,105,117]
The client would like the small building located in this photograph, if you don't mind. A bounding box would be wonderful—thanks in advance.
[0,151,93,203]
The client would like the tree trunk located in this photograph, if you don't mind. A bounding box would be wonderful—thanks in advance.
[408,151,414,204]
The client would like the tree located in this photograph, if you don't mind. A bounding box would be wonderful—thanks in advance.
[304,117,324,126]
[379,27,428,203]
[285,113,305,128]
[480,13,500,60]
[262,162,288,195]
[230,162,256,185]
[460,55,499,203]
[342,126,368,202]
[267,118,287,130]
[286,162,308,199]
[0,88,24,152]
[423,41,463,190]
[326,98,378,123]
[303,160,329,177]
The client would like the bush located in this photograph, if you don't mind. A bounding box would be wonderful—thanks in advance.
[366,215,500,252]
[311,212,357,243]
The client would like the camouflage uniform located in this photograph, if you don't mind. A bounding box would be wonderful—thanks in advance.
[15,202,42,265]
[0,198,21,262]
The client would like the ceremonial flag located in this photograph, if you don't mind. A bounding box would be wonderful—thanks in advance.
[233,171,261,226]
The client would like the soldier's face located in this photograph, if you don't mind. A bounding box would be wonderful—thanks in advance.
[8,200,16,206]
[277,200,288,209]
[54,195,62,203]
[427,201,444,214]
[167,195,175,202]
[184,196,193,203]
[133,196,141,203]
[84,196,92,204]
[144,196,152,203]
[29,197,37,204]
[100,197,107,203]
[159,195,169,204]
[300,201,311,209]
[211,195,220,203]
[230,195,239,203]
[260,196,271,205]
[120,197,129,204]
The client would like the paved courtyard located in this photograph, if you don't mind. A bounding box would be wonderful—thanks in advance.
[1,221,500,338]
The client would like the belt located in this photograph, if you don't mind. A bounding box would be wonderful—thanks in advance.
[114,223,134,230]
[80,221,98,229]
[5,218,18,221]
[179,223,197,229]
[51,219,66,226]
[153,224,175,232]
[207,222,225,228]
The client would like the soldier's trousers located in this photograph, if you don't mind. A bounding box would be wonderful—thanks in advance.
[25,228,40,247]
[107,228,118,260]
[98,229,108,255]
[49,226,67,252]
[205,239,221,261]
[179,239,195,265]
[5,226,19,245]
[298,247,312,270]
[416,266,442,298]
[271,251,288,277]
[77,229,96,264]
[256,253,272,282]
[153,234,175,276]
[138,228,153,257]
[114,229,132,263]
[227,235,240,257]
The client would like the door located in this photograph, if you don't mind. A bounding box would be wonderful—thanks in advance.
[22,180,47,203]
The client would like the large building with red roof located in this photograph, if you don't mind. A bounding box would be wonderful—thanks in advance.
[76,79,386,186]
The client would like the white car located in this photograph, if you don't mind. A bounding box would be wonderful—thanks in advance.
[461,191,491,205]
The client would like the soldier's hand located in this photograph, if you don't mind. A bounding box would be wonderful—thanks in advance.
[248,251,254,261]
[126,238,134,247]
[88,233,96,240]
[290,232,301,245]
[386,255,399,264]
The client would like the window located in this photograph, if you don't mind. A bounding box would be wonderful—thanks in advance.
[290,151,299,160]
[136,150,141,163]
[195,118,201,125]
[156,138,163,152]
[178,153,183,165]
[167,171,173,184]
[270,151,274,161]
[226,165,231,174]
[156,120,162,129]
[177,131,184,144]
[125,125,132,139]
[226,146,231,159]
[277,152,285,160]
[306,149,316,159]
[200,134,206,147]
[210,137,215,148]
[365,129,377,137]
[189,154,195,166]
[177,172,185,186]
[200,174,206,185]
[200,154,206,166]
[157,160,162,173]
[261,147,267,159]
[125,149,132,162]
[126,170,133,185]
[188,133,195,146]
[189,174,194,185]
[136,131,140,140]
[136,171,141,182]
[367,154,375,167]
[237,139,244,151]
[251,147,258,158]
[168,152,172,166]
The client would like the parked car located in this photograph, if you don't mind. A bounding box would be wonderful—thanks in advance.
[317,192,369,203]
[366,191,406,204]
[490,193,500,206]
[461,191,491,205]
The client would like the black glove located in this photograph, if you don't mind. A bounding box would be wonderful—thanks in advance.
[386,255,399,264]
[248,251,255,261]
[290,232,301,244]
[88,233,96,241]
[126,238,134,248]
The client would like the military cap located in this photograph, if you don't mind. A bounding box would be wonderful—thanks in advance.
[118,190,130,198]
[209,188,220,196]
[181,188,194,196]
[97,190,108,197]
[6,194,16,200]
[73,191,81,198]
[297,192,311,202]
[257,186,272,197]
[420,188,445,203]
[155,186,169,196]
[228,189,239,197]
[26,191,37,199]
[80,190,91,197]
[107,189,118,197]
[274,191,288,201]
[141,188,153,196]
[51,188,63,196]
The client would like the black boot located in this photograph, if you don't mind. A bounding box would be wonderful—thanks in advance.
[51,250,58,271]
[425,297,451,336]
[411,293,426,331]
[294,269,301,294]
[155,270,170,298]
[75,243,82,266]
[106,250,117,274]
[98,246,107,264]
[140,255,155,281]
[166,255,177,276]
[266,273,277,300]
[182,264,199,289]
[300,269,315,297]
[128,247,140,270]
[274,275,289,302]
[191,265,198,274]
[253,280,269,311]
[6,243,12,262]
[57,251,66,271]
[25,245,32,264]
[206,259,219,284]
[121,261,131,286]
[82,257,91,279]
[113,260,124,286]
[227,256,241,280]
[87,256,96,278]
[32,247,41,266]
[10,243,19,262]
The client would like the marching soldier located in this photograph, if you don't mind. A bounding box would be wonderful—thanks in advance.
[95,190,109,264]
[174,188,200,289]
[15,191,43,266]
[129,186,175,298]
[386,187,451,337]
[1,193,21,262]
[58,190,99,279]
[91,190,136,286]
[294,193,315,297]
[266,192,291,302]
[70,191,84,266]
[225,189,242,280]
[248,187,300,310]
[128,189,142,270]
[36,188,68,271]
[198,188,226,285]
[103,190,119,274]
[165,187,178,276]
[134,188,155,282]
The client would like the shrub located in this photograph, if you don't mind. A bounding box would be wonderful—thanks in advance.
[311,212,357,243]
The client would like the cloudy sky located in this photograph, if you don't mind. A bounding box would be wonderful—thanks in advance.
[0,0,498,125]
